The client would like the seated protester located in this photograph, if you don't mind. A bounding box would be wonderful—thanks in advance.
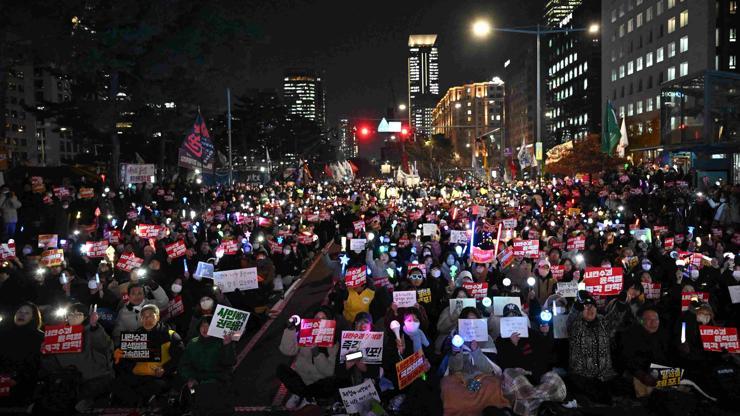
[365,244,392,290]
[441,343,510,416]
[274,243,302,292]
[0,302,44,406]
[441,307,498,376]
[179,316,237,414]
[185,290,231,343]
[40,303,114,413]
[435,287,470,355]
[495,304,555,383]
[387,305,430,353]
[278,306,338,410]
[113,305,185,407]
[113,281,169,339]
[336,312,381,387]
[488,284,526,341]
[440,251,462,286]
[621,305,672,398]
[532,259,557,306]
[566,289,632,405]
[342,277,376,325]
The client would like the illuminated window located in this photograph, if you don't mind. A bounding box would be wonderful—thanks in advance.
[679,10,688,27]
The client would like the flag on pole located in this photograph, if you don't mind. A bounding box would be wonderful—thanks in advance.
[602,101,621,155]
[517,137,533,170]
[178,113,215,170]
[616,117,629,157]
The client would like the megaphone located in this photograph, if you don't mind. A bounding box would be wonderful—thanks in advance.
[390,320,401,340]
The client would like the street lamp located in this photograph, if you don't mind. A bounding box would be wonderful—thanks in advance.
[470,19,599,174]
[398,104,407,111]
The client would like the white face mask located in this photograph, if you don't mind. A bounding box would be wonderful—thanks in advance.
[642,263,651,271]
[447,257,455,266]
[403,321,420,334]
[733,270,740,280]
[696,314,710,325]
[389,251,397,258]
[200,298,214,311]
[283,249,291,255]
[22,247,32,256]
[88,280,99,290]
[422,251,431,257]
[431,269,441,278]
[690,269,700,279]
[171,283,182,294]
[555,306,567,315]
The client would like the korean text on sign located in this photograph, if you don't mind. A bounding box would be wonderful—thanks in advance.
[298,319,336,348]
[207,305,250,340]
[339,331,384,363]
[395,350,426,390]
[42,324,83,354]
[699,326,739,353]
[583,267,624,296]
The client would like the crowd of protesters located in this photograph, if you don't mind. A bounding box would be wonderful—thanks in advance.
[0,162,738,416]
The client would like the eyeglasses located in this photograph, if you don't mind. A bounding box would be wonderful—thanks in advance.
[409,274,424,280]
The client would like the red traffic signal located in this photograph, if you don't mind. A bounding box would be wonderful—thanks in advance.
[360,127,370,136]
[400,127,409,136]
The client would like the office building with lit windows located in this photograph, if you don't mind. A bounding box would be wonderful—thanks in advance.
[545,0,601,148]
[282,69,326,130]
[337,118,357,158]
[432,78,505,164]
[601,0,739,182]
[408,34,439,138]
[545,0,584,27]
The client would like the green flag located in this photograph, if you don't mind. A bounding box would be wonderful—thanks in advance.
[602,101,620,155]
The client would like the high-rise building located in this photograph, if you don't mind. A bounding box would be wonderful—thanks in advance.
[545,0,602,148]
[504,46,538,154]
[2,62,76,167]
[282,69,326,130]
[337,119,357,158]
[601,0,740,168]
[432,78,505,165]
[408,34,439,138]
[545,0,584,26]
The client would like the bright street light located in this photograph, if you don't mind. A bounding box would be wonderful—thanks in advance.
[398,104,407,111]
[588,23,600,34]
[472,20,492,38]
[454,102,462,109]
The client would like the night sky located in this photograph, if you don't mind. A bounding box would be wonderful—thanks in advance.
[243,0,543,156]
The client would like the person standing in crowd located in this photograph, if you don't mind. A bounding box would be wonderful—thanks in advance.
[0,186,22,240]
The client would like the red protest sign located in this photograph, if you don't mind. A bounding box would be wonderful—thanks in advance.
[41,324,83,354]
[165,240,187,259]
[397,238,410,248]
[269,240,283,254]
[0,374,12,397]
[83,241,109,258]
[498,247,515,268]
[681,292,709,311]
[663,237,674,250]
[161,295,185,320]
[345,266,367,289]
[566,236,585,251]
[501,218,517,229]
[551,265,565,280]
[396,350,426,390]
[116,252,144,272]
[583,267,624,296]
[106,230,122,244]
[136,224,166,239]
[306,213,320,223]
[462,282,488,300]
[79,188,95,199]
[298,319,336,347]
[0,241,16,261]
[643,282,662,300]
[40,249,64,267]
[53,186,70,199]
[471,246,494,264]
[513,240,539,258]
[699,326,739,353]
[353,220,365,233]
[218,240,240,256]
[297,233,315,245]
[653,226,668,235]
[257,217,272,228]
[38,234,58,249]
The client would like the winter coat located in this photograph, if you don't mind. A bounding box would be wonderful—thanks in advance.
[41,324,114,381]
[621,324,672,380]
[279,328,337,385]
[495,329,554,382]
[112,285,169,339]
[566,301,627,380]
[179,335,235,383]
[0,194,22,223]
[117,322,184,377]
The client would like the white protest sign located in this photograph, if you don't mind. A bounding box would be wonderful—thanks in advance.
[194,261,214,280]
[422,223,438,236]
[393,290,417,308]
[339,331,384,364]
[350,238,367,252]
[121,163,156,184]
[555,281,579,298]
[339,379,381,414]
[553,315,568,339]
[449,298,477,318]
[449,230,469,245]
[213,267,258,292]
[207,305,250,340]
[493,297,522,316]
[458,318,489,342]
[500,316,529,338]
[729,285,740,304]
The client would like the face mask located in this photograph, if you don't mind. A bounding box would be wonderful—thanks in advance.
[431,269,441,278]
[733,270,740,280]
[642,263,651,271]
[87,280,98,290]
[690,269,700,279]
[283,249,291,255]
[422,251,431,257]
[22,247,32,256]
[171,283,182,294]
[696,314,710,325]
[720,198,726,203]
[200,298,214,311]
[403,321,420,334]
[555,306,566,315]
[446,258,455,266]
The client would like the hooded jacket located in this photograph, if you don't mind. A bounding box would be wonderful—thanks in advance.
[42,324,114,381]
[279,328,337,385]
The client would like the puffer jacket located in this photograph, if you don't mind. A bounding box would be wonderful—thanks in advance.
[112,285,169,339]
[42,324,113,381]
[566,302,627,380]
[279,328,337,385]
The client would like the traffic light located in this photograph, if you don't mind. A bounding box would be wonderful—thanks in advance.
[360,127,370,136]
[400,127,409,136]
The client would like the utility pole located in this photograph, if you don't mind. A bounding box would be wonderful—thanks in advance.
[227,88,233,186]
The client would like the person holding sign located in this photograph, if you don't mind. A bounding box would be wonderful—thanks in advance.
[443,307,497,375]
[495,304,555,383]
[113,305,184,407]
[566,289,633,404]
[113,282,169,340]
[0,302,43,406]
[178,315,237,414]
[40,303,114,413]
[620,305,673,397]
[336,312,381,387]
[278,306,338,410]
